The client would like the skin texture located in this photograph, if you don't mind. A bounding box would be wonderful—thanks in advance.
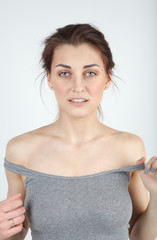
[46,43,112,145]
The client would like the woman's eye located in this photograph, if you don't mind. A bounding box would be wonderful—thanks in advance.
[59,72,69,77]
[58,71,96,77]
[86,71,96,76]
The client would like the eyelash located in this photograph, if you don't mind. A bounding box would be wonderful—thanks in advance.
[58,71,97,77]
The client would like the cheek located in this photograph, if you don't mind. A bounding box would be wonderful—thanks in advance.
[91,81,104,95]
[53,82,66,96]
[52,81,70,104]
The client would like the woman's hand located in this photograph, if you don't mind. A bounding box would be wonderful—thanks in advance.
[136,156,157,196]
[0,193,25,239]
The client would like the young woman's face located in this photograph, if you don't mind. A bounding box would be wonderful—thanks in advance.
[47,43,111,118]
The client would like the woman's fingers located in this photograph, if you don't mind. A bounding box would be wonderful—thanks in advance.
[0,198,23,213]
[1,214,25,230]
[1,205,25,222]
[0,193,25,239]
[0,222,23,239]
[3,193,22,203]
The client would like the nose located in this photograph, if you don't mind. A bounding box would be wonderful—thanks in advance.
[71,77,86,92]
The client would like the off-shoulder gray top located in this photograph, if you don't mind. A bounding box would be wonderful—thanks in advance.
[3,158,145,240]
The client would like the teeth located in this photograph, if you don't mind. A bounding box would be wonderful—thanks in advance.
[70,99,86,102]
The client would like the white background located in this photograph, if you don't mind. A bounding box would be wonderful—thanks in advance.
[0,0,157,239]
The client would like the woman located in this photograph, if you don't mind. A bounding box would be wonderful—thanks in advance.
[1,23,157,240]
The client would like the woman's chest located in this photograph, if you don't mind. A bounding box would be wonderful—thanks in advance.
[24,173,132,235]
[21,136,131,183]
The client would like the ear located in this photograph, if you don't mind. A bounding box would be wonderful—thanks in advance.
[108,69,112,81]
[47,71,52,89]
[47,70,50,80]
[104,76,111,90]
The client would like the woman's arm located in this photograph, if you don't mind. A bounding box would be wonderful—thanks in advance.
[130,192,157,240]
[1,138,29,240]
[127,134,157,240]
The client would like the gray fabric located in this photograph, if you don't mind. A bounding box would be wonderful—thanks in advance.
[3,158,145,240]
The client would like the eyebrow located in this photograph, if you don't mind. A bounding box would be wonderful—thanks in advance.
[55,64,100,69]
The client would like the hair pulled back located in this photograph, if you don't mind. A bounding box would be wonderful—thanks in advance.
[38,23,119,122]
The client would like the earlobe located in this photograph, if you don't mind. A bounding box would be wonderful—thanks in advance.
[46,71,54,90]
[104,78,111,90]
[47,71,50,79]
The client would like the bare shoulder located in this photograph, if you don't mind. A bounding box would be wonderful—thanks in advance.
[114,130,146,177]
[4,123,60,166]
[116,131,147,173]
[4,133,33,232]
[5,129,42,165]
[118,131,146,162]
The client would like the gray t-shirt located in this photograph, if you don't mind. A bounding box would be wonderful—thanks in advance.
[3,158,145,240]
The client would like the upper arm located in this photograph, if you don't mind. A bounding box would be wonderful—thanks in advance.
[127,134,149,237]
[4,137,30,232]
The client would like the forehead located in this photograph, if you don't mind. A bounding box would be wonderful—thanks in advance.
[52,43,103,66]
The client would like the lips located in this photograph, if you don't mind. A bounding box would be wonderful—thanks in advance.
[69,100,88,102]
[69,98,88,101]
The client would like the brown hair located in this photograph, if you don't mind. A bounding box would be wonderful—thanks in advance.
[37,23,121,122]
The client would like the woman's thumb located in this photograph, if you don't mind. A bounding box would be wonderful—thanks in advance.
[136,156,145,164]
